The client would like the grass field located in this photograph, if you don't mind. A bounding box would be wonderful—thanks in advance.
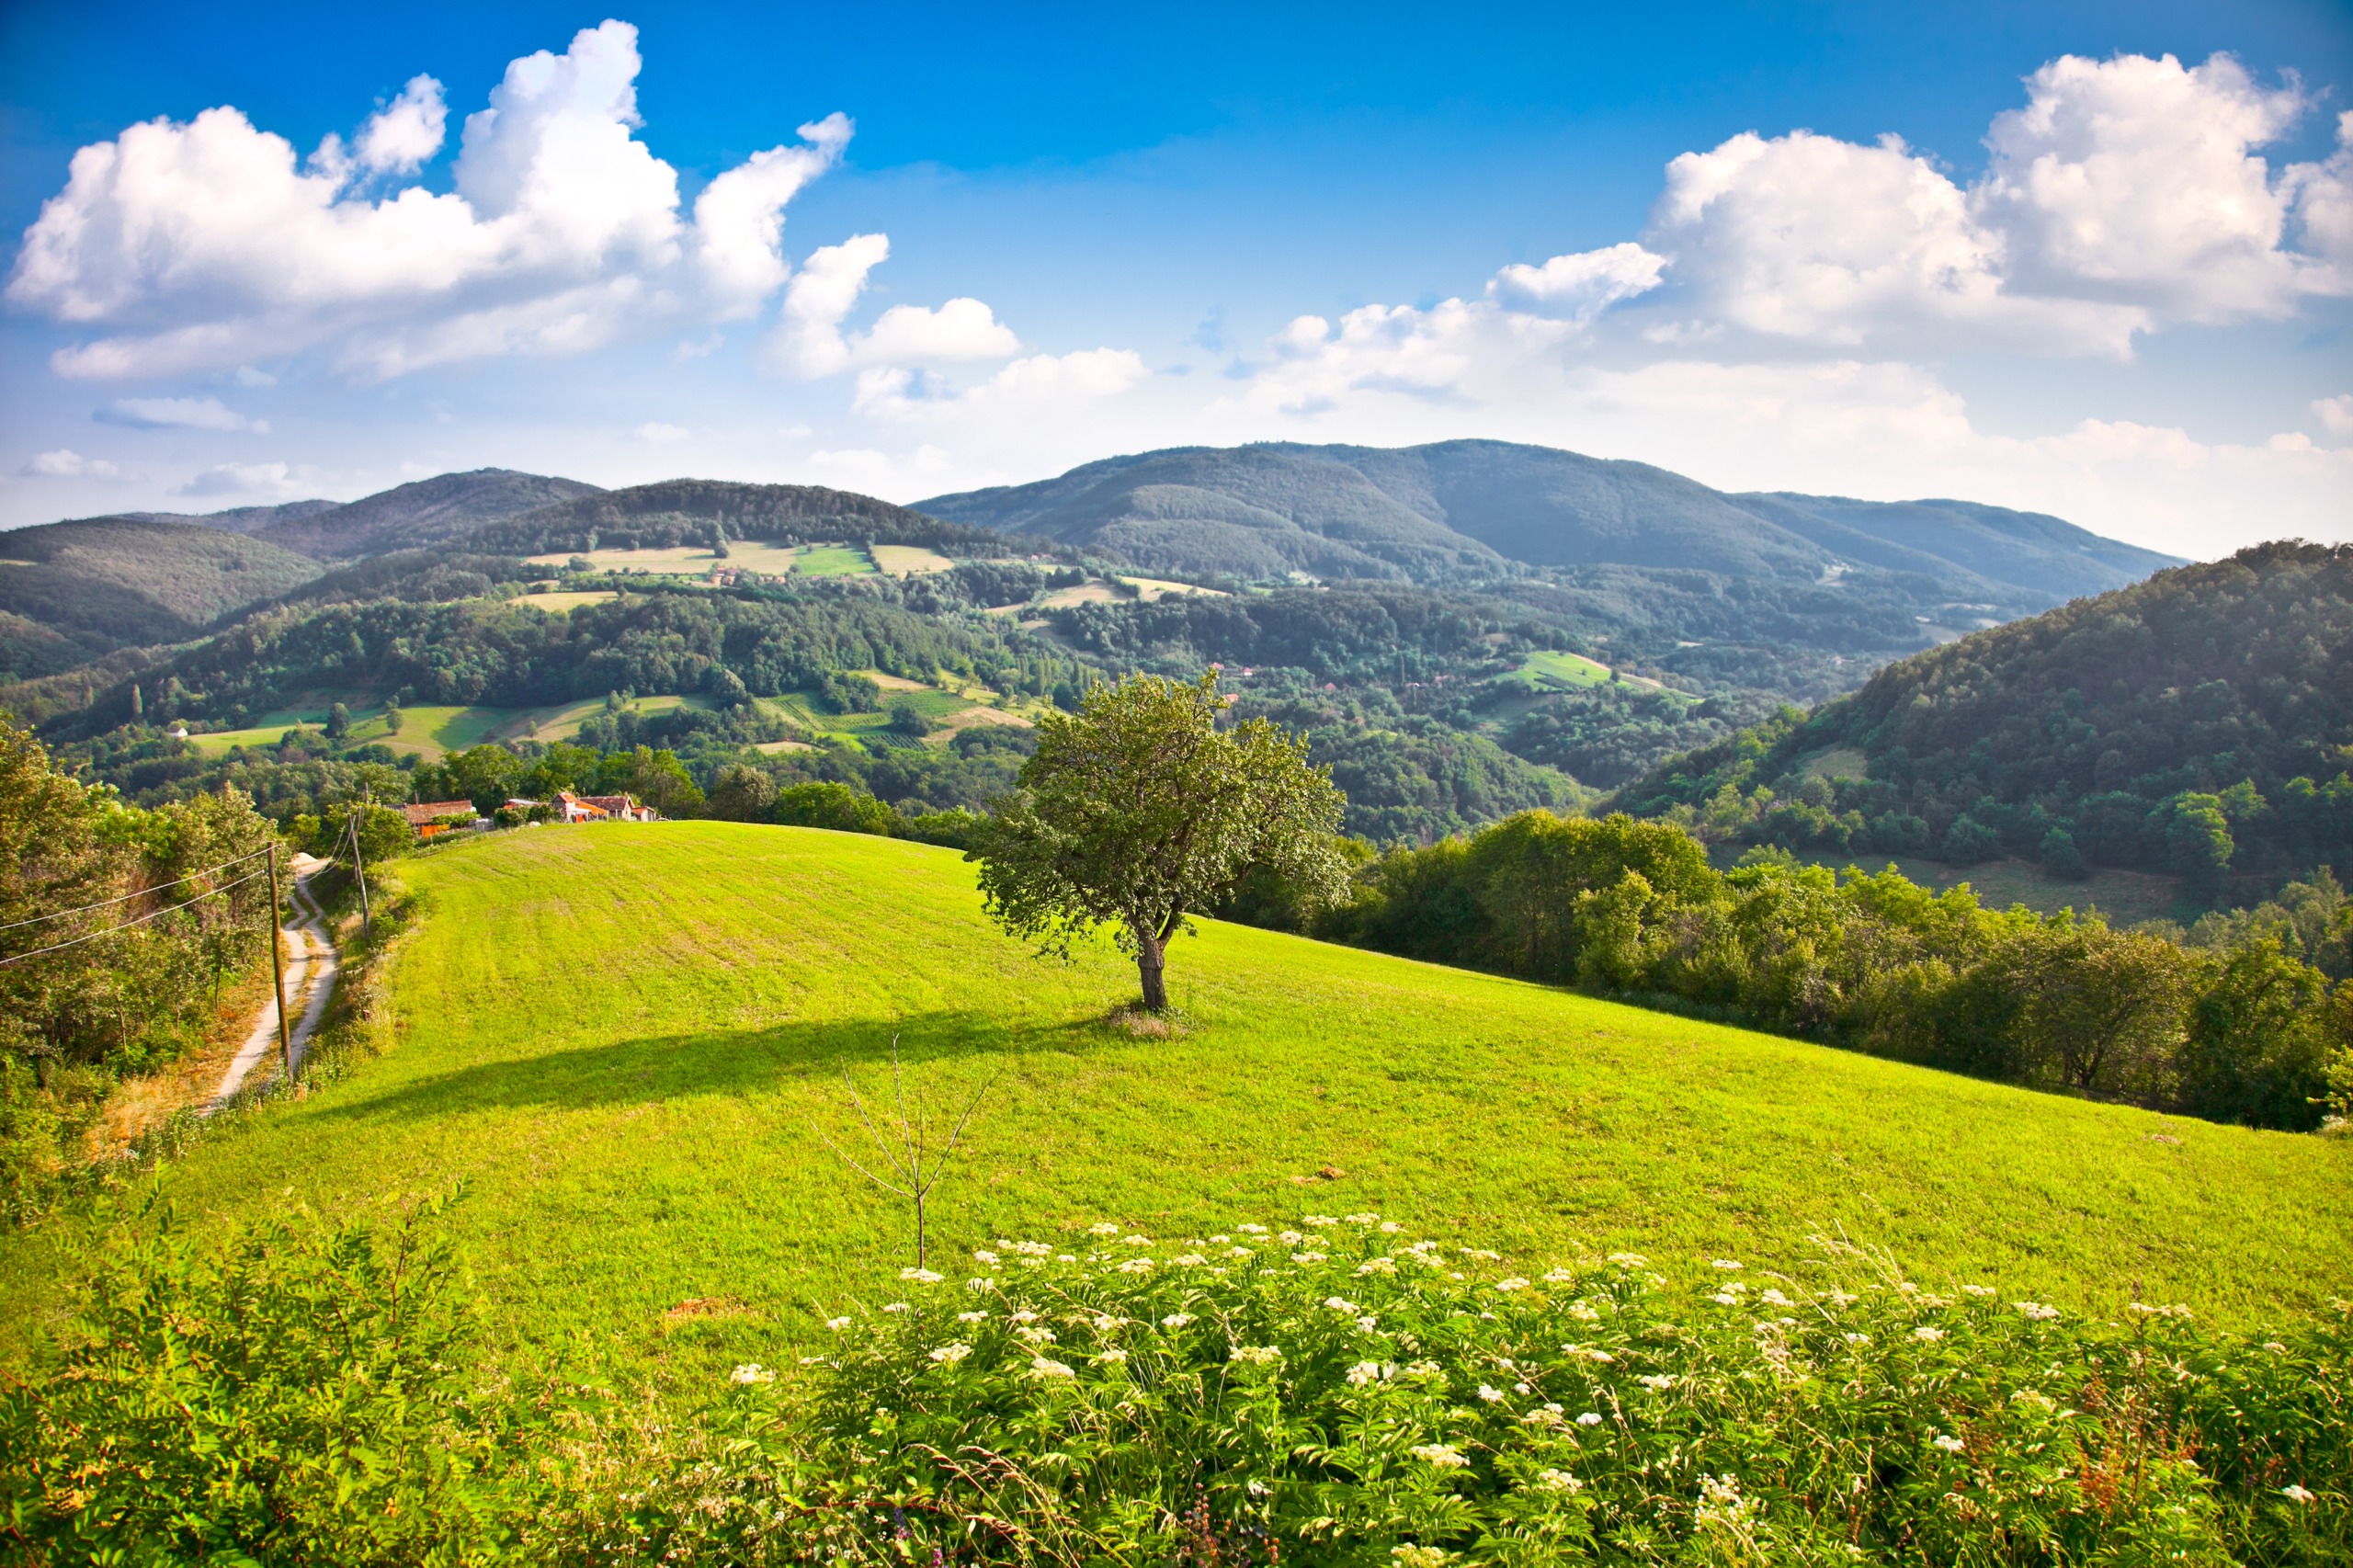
[5,824,2342,1394]
[869,545,955,577]
[187,693,713,762]
[524,542,877,578]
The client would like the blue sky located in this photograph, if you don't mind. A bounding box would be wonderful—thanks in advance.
[3,1,2348,552]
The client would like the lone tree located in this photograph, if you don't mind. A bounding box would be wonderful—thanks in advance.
[972,670,1347,1012]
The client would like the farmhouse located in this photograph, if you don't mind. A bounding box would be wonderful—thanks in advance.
[402,800,480,838]
[530,790,659,824]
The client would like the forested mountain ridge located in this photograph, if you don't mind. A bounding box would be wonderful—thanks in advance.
[0,517,324,676]
[919,439,2180,600]
[254,468,604,559]
[461,478,1025,558]
[1615,541,2353,903]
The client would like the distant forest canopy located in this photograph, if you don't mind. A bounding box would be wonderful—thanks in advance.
[460,479,1031,559]
[0,444,2225,850]
[0,518,324,673]
[1615,542,2353,905]
[40,589,1076,741]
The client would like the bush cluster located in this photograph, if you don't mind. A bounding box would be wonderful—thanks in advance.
[1306,812,2353,1130]
[10,1204,2345,1565]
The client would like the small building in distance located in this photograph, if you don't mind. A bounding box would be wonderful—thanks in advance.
[403,800,481,839]
[579,791,657,823]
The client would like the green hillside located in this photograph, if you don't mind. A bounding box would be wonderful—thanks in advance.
[0,517,323,669]
[1616,541,2353,902]
[6,824,2340,1386]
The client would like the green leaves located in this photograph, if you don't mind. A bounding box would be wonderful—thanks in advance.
[972,671,1347,1006]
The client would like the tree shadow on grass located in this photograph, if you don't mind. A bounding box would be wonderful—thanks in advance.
[315,1010,1105,1125]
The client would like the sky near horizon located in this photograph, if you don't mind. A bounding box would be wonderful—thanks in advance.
[2,2,2348,556]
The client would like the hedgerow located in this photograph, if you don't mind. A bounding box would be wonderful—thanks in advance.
[563,1218,2350,1566]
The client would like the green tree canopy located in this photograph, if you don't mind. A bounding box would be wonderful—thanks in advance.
[972,671,1347,1011]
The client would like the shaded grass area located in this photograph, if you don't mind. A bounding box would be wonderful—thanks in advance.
[3,824,2342,1395]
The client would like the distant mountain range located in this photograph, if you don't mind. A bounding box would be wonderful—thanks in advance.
[97,469,608,561]
[917,440,2180,605]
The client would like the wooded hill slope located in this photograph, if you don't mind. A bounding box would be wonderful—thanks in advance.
[0,518,323,676]
[1616,541,2353,903]
[918,439,2180,603]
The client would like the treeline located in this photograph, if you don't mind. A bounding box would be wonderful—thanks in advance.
[1617,543,2353,902]
[460,479,1020,557]
[1274,809,2352,1131]
[0,718,280,1209]
[43,588,1089,739]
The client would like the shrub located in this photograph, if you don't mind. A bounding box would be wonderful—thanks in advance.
[0,1189,524,1563]
[578,1220,2352,1565]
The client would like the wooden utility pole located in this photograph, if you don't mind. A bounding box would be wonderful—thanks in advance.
[266,842,291,1074]
[347,808,371,942]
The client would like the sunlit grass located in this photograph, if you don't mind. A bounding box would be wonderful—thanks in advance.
[4,824,2343,1394]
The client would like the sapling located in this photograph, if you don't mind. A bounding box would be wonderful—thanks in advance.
[811,1036,992,1270]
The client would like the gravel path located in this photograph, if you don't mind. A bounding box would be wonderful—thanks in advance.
[207,857,340,1111]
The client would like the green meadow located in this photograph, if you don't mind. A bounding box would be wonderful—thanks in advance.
[186,694,716,762]
[4,824,2345,1392]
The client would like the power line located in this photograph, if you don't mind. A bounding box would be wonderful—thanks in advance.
[0,866,273,968]
[0,847,271,935]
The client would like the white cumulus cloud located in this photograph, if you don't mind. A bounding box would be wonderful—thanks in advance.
[176,460,306,497]
[634,421,689,442]
[758,232,1020,380]
[6,21,849,381]
[2315,393,2353,442]
[97,395,266,432]
[22,449,120,479]
[1489,242,1665,321]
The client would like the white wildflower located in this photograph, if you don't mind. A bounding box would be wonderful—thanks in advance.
[901,1267,944,1283]
[2283,1484,2316,1504]
[1345,1212,1380,1225]
[1408,1444,1468,1469]
[1029,1356,1074,1379]
[957,1310,988,1323]
[882,1302,911,1313]
[1711,1258,1743,1271]
[1009,1309,1040,1323]
[1279,1230,1304,1244]
[730,1363,774,1384]
[1016,1325,1056,1345]
[972,1250,998,1266]
[1607,1252,1647,1267]
[1845,1333,1871,1345]
[1638,1374,1676,1391]
[1056,1255,1075,1264]
[1346,1360,1385,1386]
[2263,1341,2288,1353]
[1088,1221,1121,1236]
[1963,1284,1994,1296]
[824,1316,852,1331]
[1534,1468,1583,1494]
[1567,1301,1601,1323]
[2015,1301,2059,1322]
[1210,1234,1231,1244]
[1380,1221,1402,1233]
[1238,1223,1269,1235]
[1914,1326,1945,1343]
[1760,1289,1792,1307]
[1711,1292,1741,1306]
[1227,1246,1256,1259]
[1404,1358,1443,1380]
[1357,1315,1380,1333]
[1304,1213,1337,1226]
[1477,1383,1506,1403]
[1932,1434,1965,1452]
[1095,1348,1128,1366]
[1161,1312,1195,1329]
[1122,1233,1154,1246]
[1543,1267,1575,1284]
[1576,1412,1604,1427]
[1292,1252,1328,1265]
[1231,1345,1283,1365]
[1117,1257,1154,1274]
[1462,1248,1501,1261]
[1174,1253,1208,1266]
[1324,1296,1360,1313]
[928,1343,971,1365]
[1392,1547,1450,1568]
[1358,1256,1398,1276]
[1523,1403,1565,1426]
[1495,1278,1530,1293]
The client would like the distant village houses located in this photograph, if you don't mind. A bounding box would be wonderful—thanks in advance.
[402,801,481,838]
[494,791,658,824]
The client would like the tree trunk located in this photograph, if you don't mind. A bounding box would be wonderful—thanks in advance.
[1136,935,1168,1013]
